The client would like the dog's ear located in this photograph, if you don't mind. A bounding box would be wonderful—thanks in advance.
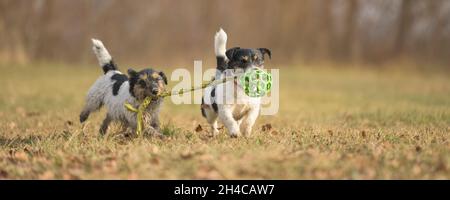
[258,48,271,60]
[226,47,240,60]
[159,71,168,85]
[127,68,138,77]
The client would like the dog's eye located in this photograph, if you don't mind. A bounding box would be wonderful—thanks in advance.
[138,80,146,86]
[241,56,249,63]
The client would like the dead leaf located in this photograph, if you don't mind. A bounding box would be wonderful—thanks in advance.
[261,123,272,132]
[180,150,193,159]
[0,170,8,178]
[195,165,222,179]
[150,157,160,165]
[26,112,40,117]
[415,146,422,152]
[14,151,28,161]
[39,171,54,179]
[195,124,203,132]
[361,130,367,138]
[270,130,279,135]
[328,130,333,136]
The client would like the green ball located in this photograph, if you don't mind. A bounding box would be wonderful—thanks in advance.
[239,69,272,97]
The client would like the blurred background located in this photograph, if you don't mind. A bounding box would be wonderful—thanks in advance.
[1,0,450,68]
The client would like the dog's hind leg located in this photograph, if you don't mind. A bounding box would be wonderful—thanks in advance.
[79,93,103,123]
[204,107,219,136]
[79,109,91,123]
[99,115,112,135]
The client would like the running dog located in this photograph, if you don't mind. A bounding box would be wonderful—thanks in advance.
[201,28,271,137]
[80,39,167,137]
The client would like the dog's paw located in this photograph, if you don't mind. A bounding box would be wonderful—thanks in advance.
[229,131,241,138]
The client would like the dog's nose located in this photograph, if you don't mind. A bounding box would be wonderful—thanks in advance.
[151,89,159,95]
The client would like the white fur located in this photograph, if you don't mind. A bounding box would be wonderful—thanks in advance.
[214,28,227,59]
[83,71,139,127]
[91,38,112,67]
[203,73,261,137]
[81,39,163,136]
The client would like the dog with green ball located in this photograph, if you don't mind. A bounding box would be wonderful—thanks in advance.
[201,28,272,138]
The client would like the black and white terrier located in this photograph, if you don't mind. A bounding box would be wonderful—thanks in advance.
[201,28,271,137]
[80,39,168,136]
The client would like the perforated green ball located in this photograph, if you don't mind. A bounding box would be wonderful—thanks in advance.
[239,68,272,97]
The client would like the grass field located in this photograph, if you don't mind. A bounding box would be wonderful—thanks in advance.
[0,63,449,179]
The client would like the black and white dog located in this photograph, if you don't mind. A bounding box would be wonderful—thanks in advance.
[80,39,167,136]
[201,28,271,137]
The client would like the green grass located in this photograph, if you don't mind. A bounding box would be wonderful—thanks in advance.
[0,63,449,179]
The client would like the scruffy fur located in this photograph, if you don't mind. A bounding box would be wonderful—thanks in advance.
[80,39,167,136]
[201,28,271,138]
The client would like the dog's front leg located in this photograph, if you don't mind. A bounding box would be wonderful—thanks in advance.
[143,125,165,139]
[143,112,165,138]
[241,106,260,137]
[218,105,240,137]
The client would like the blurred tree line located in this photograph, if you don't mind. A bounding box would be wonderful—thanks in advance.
[0,0,449,67]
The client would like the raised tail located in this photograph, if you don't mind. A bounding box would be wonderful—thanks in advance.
[91,38,118,74]
[214,28,228,71]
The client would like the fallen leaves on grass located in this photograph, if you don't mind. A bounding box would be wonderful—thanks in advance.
[150,157,160,165]
[195,165,222,179]
[180,150,194,159]
[0,170,8,179]
[328,130,333,136]
[361,130,367,138]
[261,123,272,132]
[415,146,422,152]
[195,124,203,132]
[14,151,29,161]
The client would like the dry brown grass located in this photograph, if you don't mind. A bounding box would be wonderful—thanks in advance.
[0,63,449,179]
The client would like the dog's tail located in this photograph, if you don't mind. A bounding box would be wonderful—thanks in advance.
[91,38,118,74]
[214,28,228,71]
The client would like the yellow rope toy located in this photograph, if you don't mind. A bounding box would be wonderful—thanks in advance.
[124,76,236,135]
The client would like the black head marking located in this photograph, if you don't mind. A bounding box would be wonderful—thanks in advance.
[258,48,272,59]
[159,71,168,85]
[225,47,240,60]
[127,68,139,98]
[127,68,138,77]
